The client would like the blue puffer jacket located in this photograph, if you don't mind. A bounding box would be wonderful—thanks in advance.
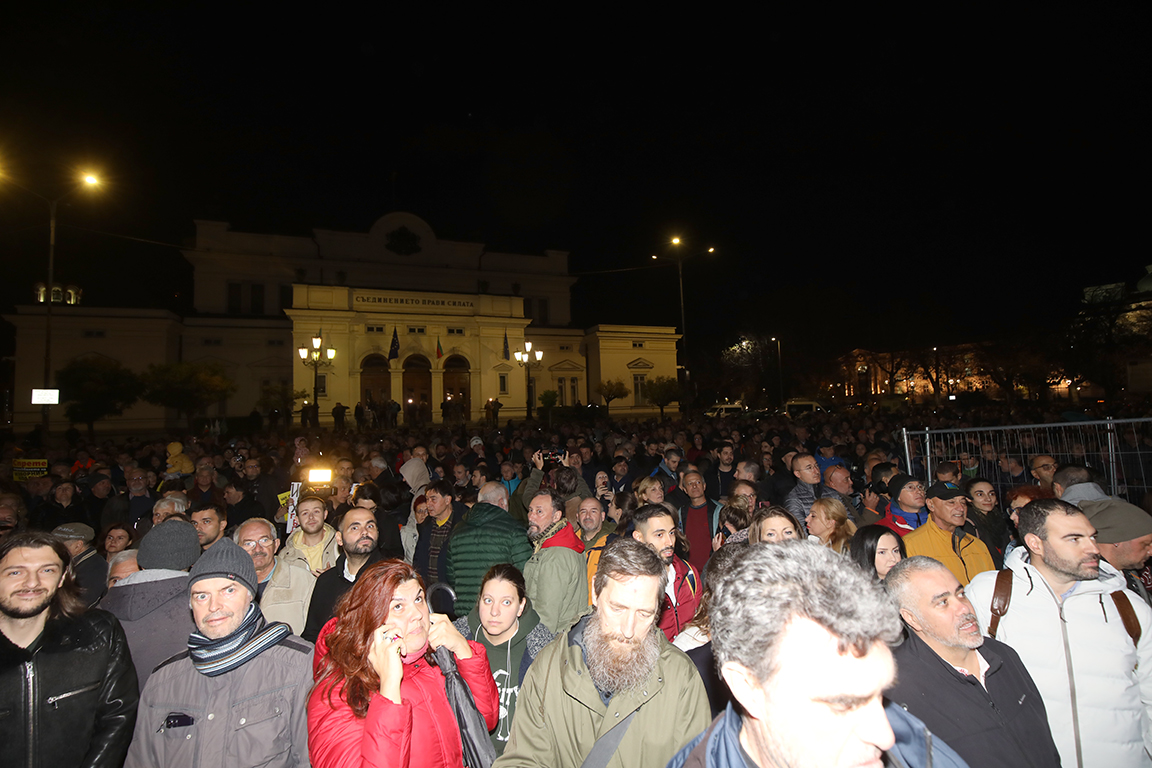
[665,701,970,768]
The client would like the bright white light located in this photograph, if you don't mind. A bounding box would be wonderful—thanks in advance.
[308,469,332,483]
[31,389,59,405]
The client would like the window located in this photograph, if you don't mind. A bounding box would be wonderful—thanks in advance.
[82,330,106,338]
[558,378,566,407]
[335,271,346,285]
[279,284,293,313]
[267,339,284,347]
[202,338,223,346]
[316,374,327,397]
[294,268,307,283]
[250,284,265,315]
[632,341,645,349]
[447,327,465,336]
[408,327,426,335]
[538,298,550,326]
[227,282,242,314]
[559,345,572,352]
[367,325,385,333]
[523,298,533,321]
[633,374,647,406]
[499,374,509,395]
[571,377,579,405]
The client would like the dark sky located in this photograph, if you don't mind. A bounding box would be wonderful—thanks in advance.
[1,7,1148,367]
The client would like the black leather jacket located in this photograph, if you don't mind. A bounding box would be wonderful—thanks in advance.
[0,609,139,768]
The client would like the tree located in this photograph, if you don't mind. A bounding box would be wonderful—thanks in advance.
[256,383,308,415]
[56,357,145,439]
[142,361,237,429]
[595,379,630,416]
[538,389,559,427]
[720,334,777,405]
[645,376,681,418]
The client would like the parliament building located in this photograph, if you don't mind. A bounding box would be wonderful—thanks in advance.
[6,212,679,432]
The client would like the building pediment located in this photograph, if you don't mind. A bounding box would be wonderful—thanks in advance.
[491,362,514,372]
[548,360,585,372]
[626,357,655,370]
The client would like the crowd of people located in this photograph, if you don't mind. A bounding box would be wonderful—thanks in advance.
[2,402,1152,768]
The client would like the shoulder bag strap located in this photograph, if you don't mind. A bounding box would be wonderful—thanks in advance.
[987,569,1014,639]
[579,710,638,768]
[1111,590,1142,646]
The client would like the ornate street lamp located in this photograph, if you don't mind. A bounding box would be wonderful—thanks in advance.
[298,330,336,407]
[513,341,543,420]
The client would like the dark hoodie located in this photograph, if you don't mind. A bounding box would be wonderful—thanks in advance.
[453,602,555,755]
[98,571,192,686]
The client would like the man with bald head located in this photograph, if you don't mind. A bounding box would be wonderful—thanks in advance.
[445,481,534,616]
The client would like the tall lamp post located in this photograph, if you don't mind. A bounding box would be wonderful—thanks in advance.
[652,239,715,375]
[298,330,336,407]
[771,337,784,407]
[0,170,101,431]
[513,342,543,420]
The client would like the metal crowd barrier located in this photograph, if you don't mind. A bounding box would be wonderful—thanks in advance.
[902,418,1152,503]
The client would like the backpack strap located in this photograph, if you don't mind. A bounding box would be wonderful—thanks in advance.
[1111,590,1142,646]
[987,569,1014,639]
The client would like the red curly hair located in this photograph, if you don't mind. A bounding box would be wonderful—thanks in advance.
[314,559,426,718]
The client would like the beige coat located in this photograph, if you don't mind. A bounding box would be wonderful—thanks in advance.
[277,525,340,573]
[259,561,316,636]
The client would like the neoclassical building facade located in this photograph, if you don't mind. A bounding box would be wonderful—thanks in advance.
[6,212,678,431]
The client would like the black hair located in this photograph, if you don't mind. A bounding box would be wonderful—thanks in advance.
[849,524,907,579]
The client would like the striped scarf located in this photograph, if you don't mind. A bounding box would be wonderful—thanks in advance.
[187,603,291,677]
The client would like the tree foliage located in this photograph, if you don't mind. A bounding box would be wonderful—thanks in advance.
[595,379,630,416]
[645,376,681,418]
[142,361,237,428]
[56,356,145,438]
[720,334,777,405]
[538,389,559,409]
[256,383,308,414]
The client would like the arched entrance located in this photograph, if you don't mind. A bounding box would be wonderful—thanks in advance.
[402,355,432,424]
[360,354,391,405]
[443,355,471,424]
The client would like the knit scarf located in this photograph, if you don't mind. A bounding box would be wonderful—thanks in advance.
[187,603,291,677]
[532,519,567,553]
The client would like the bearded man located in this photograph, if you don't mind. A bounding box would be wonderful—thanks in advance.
[494,537,709,768]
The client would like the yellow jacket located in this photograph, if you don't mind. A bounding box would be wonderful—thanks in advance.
[903,518,996,586]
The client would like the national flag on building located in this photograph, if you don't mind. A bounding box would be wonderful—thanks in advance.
[389,328,400,360]
[503,330,510,360]
[436,337,443,358]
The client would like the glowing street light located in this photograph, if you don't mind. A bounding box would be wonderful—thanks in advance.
[514,341,544,420]
[298,329,336,408]
[0,168,103,431]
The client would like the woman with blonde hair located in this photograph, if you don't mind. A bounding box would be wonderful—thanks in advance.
[807,497,857,554]
[635,475,666,506]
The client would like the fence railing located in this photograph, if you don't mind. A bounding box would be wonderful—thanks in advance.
[902,417,1152,503]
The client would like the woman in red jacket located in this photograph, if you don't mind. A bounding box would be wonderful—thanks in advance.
[308,560,499,768]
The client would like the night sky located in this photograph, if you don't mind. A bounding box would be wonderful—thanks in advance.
[2,8,1148,373]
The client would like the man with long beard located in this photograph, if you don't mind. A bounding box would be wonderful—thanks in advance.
[494,537,710,768]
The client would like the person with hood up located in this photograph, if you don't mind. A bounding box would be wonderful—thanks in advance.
[876,474,930,536]
[166,442,195,478]
[98,518,201,685]
[399,454,430,562]
[452,564,555,756]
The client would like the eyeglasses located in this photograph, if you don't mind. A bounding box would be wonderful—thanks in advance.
[1034,463,1058,472]
[903,484,925,493]
[240,537,274,550]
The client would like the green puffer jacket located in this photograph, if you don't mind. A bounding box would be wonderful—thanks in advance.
[445,502,535,615]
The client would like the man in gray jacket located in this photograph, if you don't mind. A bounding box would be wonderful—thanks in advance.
[99,519,201,685]
[124,539,313,768]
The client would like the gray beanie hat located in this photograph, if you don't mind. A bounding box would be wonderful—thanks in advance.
[138,520,202,571]
[188,538,257,596]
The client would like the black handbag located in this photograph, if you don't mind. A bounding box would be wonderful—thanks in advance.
[433,645,498,768]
